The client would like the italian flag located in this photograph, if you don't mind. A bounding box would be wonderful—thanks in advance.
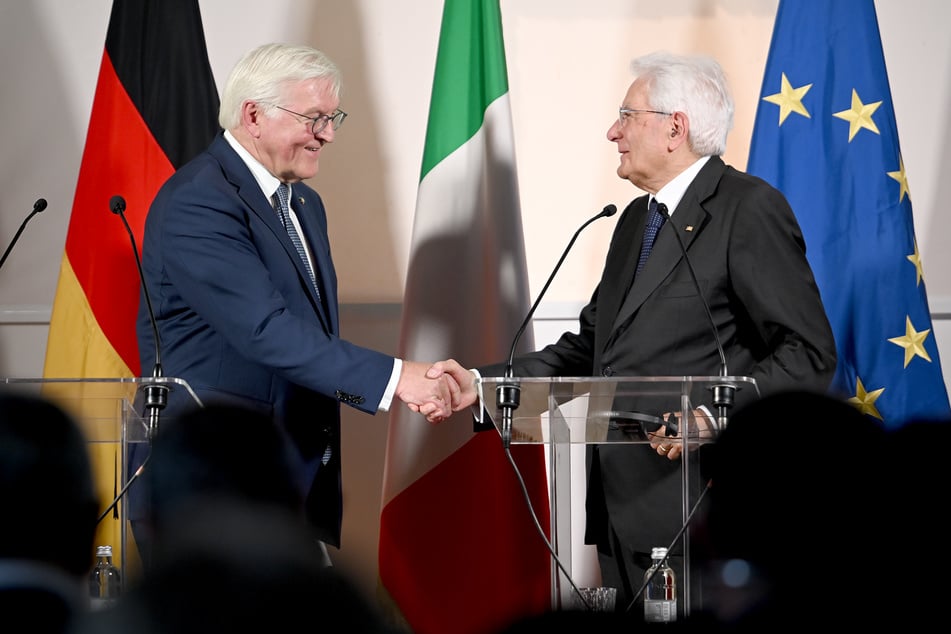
[379,1,552,632]
[43,0,219,563]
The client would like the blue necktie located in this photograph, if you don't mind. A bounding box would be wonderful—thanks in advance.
[274,183,320,302]
[274,184,331,465]
[636,198,667,275]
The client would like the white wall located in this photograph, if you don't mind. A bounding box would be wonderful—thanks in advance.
[2,0,949,597]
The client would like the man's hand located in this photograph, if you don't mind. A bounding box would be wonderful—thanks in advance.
[648,423,684,461]
[648,408,717,460]
[426,358,478,411]
[396,360,461,423]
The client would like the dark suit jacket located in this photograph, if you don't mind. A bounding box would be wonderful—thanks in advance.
[137,132,394,546]
[484,156,836,553]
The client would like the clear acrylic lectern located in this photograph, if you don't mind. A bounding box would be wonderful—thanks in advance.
[0,376,202,581]
[478,375,758,616]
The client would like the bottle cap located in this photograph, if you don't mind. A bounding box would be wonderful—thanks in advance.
[96,545,113,557]
[651,547,668,559]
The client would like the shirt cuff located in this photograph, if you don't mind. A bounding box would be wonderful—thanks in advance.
[377,358,402,412]
[471,368,484,423]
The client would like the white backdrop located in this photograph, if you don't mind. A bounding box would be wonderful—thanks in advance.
[1,0,949,595]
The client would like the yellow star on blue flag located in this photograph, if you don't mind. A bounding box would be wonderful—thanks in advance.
[747,0,950,427]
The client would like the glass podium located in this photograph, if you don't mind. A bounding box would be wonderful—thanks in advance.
[478,374,758,616]
[0,376,202,581]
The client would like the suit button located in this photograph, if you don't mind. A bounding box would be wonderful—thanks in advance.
[334,390,365,405]
[602,367,614,377]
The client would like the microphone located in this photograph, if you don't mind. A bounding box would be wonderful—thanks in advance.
[0,198,48,271]
[110,195,167,443]
[498,203,618,448]
[657,203,734,431]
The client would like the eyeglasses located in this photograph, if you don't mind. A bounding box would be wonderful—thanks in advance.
[618,107,671,127]
[271,104,348,134]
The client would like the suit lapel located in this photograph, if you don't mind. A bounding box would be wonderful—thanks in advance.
[608,159,722,335]
[599,198,649,331]
[210,135,289,242]
[209,136,334,332]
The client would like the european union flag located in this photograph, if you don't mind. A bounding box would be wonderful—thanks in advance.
[747,0,950,427]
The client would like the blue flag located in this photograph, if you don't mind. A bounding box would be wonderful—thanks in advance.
[747,0,950,427]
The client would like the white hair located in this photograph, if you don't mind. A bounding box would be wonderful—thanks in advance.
[630,51,734,156]
[218,43,341,130]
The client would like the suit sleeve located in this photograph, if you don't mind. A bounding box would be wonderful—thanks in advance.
[150,177,394,413]
[727,179,837,396]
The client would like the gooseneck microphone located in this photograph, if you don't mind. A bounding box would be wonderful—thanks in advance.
[657,203,735,430]
[498,203,618,448]
[0,198,48,270]
[110,194,167,443]
[492,205,618,612]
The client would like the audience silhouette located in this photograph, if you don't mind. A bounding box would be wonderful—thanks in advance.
[692,389,896,628]
[12,387,937,632]
[873,415,949,624]
[493,388,949,631]
[131,402,309,570]
[75,500,394,633]
[0,391,99,634]
[76,402,393,633]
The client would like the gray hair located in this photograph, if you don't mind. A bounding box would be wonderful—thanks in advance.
[630,51,734,156]
[218,43,342,130]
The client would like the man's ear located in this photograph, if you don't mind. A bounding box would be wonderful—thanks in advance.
[668,111,689,148]
[242,100,265,136]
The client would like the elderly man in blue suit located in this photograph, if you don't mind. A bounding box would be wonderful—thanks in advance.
[136,44,456,559]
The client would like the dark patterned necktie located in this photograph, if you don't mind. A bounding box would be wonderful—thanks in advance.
[274,183,320,301]
[636,197,667,275]
[273,184,330,464]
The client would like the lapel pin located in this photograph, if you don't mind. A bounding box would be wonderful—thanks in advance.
[685,225,694,232]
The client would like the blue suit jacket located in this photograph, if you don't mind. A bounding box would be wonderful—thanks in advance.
[137,132,394,546]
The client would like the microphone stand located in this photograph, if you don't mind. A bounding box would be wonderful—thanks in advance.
[497,369,520,450]
[143,366,169,444]
[110,195,168,443]
[485,204,619,613]
[655,201,738,616]
[711,382,735,432]
[94,195,165,527]
[657,203,735,431]
[498,204,617,448]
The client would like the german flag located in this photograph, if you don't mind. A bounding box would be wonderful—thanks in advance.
[43,0,219,568]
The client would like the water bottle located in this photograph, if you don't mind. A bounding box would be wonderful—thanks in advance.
[88,545,121,610]
[643,546,677,623]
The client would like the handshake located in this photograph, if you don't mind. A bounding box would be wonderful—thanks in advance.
[396,359,479,424]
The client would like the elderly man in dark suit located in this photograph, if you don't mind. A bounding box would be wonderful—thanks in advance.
[429,51,836,615]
